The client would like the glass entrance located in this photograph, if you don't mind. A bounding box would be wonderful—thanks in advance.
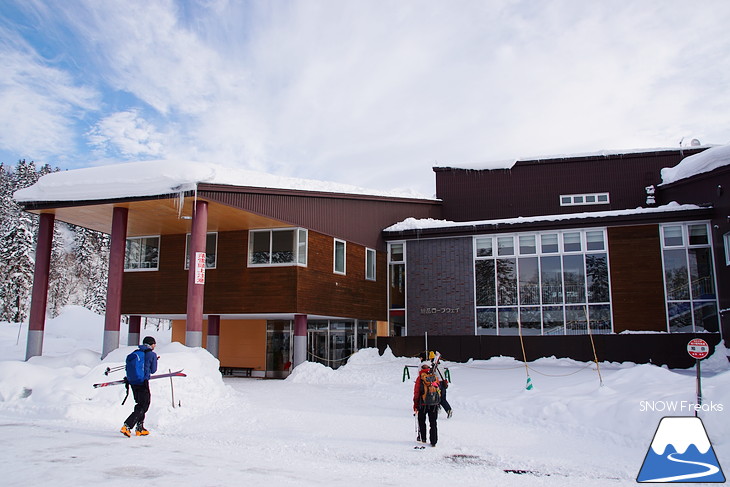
[266,321,292,378]
[307,321,329,367]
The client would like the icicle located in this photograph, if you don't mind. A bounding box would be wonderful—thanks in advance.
[174,190,185,218]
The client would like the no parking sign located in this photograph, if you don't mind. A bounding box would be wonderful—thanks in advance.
[687,338,709,360]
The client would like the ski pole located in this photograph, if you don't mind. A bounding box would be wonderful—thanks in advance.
[105,365,125,376]
[169,369,176,408]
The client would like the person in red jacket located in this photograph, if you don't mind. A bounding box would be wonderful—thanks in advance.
[413,362,439,447]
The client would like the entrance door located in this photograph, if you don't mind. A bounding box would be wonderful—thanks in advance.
[308,322,329,366]
[266,321,291,378]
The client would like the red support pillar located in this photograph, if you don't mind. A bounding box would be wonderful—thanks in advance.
[186,200,208,347]
[25,212,55,360]
[207,315,220,358]
[293,314,307,368]
[102,207,128,358]
[128,315,141,346]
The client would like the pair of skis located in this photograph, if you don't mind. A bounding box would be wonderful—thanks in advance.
[92,369,186,388]
[93,369,186,408]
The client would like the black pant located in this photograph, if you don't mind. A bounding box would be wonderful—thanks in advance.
[417,406,438,446]
[441,388,452,412]
[124,381,151,428]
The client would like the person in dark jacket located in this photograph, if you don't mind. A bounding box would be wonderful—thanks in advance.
[413,362,439,447]
[120,336,158,437]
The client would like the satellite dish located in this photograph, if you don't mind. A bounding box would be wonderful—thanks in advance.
[690,138,701,146]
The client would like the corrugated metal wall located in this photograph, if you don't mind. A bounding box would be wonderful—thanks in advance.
[201,187,442,249]
[435,149,707,222]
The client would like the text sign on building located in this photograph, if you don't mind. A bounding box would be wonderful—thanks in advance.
[194,251,206,284]
[687,338,709,360]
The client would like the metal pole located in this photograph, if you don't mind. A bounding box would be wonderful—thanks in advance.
[696,358,702,417]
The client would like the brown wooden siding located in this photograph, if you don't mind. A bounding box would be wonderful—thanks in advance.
[297,231,387,320]
[608,225,667,332]
[122,228,386,320]
[122,234,189,314]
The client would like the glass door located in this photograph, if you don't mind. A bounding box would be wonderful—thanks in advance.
[266,321,291,378]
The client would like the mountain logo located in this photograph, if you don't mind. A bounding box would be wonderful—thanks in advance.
[637,416,725,483]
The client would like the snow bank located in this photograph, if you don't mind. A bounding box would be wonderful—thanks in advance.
[0,341,235,429]
[661,144,730,185]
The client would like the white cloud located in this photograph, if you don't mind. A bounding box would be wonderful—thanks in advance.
[0,28,98,160]
[87,110,165,158]
[3,0,730,194]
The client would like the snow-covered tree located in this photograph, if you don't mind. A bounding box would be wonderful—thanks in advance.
[0,160,110,322]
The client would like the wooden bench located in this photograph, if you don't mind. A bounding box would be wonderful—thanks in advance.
[220,367,254,377]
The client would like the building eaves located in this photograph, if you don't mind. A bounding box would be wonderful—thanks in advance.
[382,205,713,239]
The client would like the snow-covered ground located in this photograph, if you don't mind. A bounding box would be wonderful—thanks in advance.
[1,307,728,486]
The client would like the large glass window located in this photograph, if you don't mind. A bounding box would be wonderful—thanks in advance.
[249,228,308,266]
[662,223,719,333]
[185,232,218,269]
[475,228,611,335]
[125,236,160,271]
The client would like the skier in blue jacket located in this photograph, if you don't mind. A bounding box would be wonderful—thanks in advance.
[120,336,158,437]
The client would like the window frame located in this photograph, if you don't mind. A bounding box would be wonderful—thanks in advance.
[365,248,377,281]
[124,235,161,272]
[184,232,218,270]
[474,228,611,336]
[248,228,308,267]
[660,221,719,333]
[334,238,347,275]
[559,192,610,206]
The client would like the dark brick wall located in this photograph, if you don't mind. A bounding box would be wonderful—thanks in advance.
[406,237,475,335]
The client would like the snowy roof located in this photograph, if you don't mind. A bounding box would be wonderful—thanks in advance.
[384,202,707,232]
[660,144,730,185]
[437,146,711,171]
[14,159,433,203]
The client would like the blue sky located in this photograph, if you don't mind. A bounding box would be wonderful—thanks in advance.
[1,0,729,196]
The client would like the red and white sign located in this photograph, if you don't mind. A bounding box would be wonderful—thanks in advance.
[687,338,709,360]
[194,252,206,285]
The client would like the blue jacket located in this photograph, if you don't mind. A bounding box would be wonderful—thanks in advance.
[139,344,158,381]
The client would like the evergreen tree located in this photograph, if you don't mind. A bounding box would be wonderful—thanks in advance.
[0,159,111,322]
[0,211,35,322]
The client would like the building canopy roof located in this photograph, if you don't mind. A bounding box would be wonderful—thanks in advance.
[14,159,432,204]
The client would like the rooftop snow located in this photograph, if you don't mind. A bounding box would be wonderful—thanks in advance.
[14,159,432,203]
[384,202,705,232]
[661,144,730,185]
[437,146,709,171]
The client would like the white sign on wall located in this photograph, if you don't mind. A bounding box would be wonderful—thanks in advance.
[195,251,206,284]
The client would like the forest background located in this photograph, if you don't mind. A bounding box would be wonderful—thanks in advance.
[0,160,110,323]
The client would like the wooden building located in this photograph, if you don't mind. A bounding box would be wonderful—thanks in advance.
[16,162,439,376]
